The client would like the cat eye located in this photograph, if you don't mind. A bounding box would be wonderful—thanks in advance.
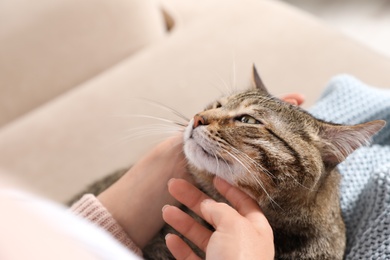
[236,115,261,124]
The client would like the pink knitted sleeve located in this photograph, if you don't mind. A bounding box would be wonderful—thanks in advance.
[70,194,143,257]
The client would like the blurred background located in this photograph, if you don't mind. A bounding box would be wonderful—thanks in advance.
[2,0,390,203]
[280,0,390,57]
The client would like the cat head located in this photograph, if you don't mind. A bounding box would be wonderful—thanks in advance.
[183,65,385,203]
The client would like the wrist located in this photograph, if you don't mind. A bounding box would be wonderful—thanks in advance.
[98,134,191,248]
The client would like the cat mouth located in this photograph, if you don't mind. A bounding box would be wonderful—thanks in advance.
[199,144,222,160]
[185,137,231,167]
[189,138,217,159]
[189,132,225,161]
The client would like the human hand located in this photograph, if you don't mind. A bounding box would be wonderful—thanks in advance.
[96,92,302,250]
[98,134,192,248]
[281,93,305,106]
[162,177,274,260]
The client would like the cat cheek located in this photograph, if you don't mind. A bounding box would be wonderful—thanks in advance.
[183,119,195,141]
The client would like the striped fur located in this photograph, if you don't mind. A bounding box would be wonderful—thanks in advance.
[144,68,385,259]
[178,77,384,259]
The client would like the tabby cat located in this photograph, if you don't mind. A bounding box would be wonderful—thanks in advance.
[144,66,385,259]
[72,66,385,259]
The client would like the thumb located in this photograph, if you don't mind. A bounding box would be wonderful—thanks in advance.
[200,199,241,229]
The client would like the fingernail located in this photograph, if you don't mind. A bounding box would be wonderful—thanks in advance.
[162,204,170,212]
[202,199,215,205]
[167,178,176,186]
[165,233,172,241]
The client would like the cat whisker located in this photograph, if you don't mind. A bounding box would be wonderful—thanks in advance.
[223,149,280,209]
[230,53,239,93]
[135,123,183,131]
[130,97,191,123]
[207,81,226,96]
[113,114,187,128]
[118,125,184,145]
[228,137,313,192]
[216,138,274,181]
[284,172,314,192]
[210,149,221,175]
[251,173,283,211]
[229,145,276,180]
[214,142,235,177]
[208,70,236,97]
[214,73,231,96]
[237,146,312,192]
[221,144,282,209]
[123,124,184,133]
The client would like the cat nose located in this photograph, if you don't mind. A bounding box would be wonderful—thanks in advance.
[193,115,207,129]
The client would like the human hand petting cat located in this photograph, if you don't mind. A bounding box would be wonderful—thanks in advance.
[163,177,274,260]
[159,93,302,259]
[97,93,303,251]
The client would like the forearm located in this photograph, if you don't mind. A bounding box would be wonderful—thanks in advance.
[97,134,192,248]
[70,194,143,256]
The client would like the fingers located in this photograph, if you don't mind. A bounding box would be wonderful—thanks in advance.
[213,178,271,228]
[280,93,305,106]
[168,177,269,228]
[165,233,202,260]
[165,178,274,259]
[213,177,261,216]
[199,199,242,228]
[162,205,211,251]
[167,178,210,218]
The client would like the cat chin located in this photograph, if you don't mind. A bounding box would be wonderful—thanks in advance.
[184,139,236,183]
[184,138,218,171]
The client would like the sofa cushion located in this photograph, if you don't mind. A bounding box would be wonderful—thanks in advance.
[0,0,166,126]
[1,0,389,201]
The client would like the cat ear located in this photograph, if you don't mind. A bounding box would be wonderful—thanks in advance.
[319,120,385,168]
[252,64,269,95]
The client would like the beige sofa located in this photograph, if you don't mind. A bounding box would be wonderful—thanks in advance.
[1,0,390,202]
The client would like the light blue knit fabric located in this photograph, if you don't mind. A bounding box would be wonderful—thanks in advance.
[309,75,390,259]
